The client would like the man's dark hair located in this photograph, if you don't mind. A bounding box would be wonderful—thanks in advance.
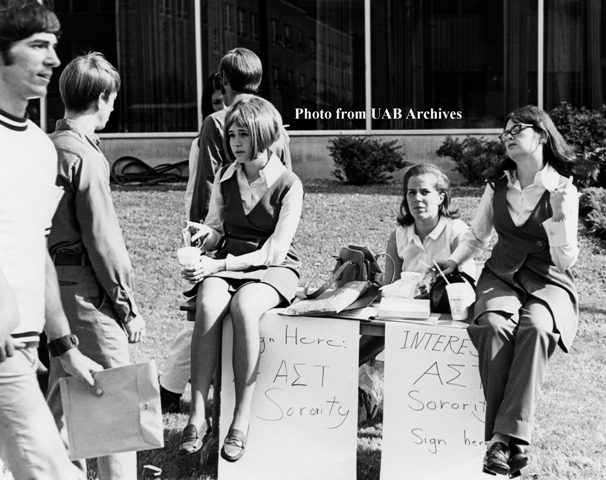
[0,0,60,64]
[219,48,262,95]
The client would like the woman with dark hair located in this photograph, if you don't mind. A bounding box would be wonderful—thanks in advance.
[201,71,224,119]
[436,105,579,477]
[184,71,224,215]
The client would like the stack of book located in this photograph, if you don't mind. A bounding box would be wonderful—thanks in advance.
[376,297,438,324]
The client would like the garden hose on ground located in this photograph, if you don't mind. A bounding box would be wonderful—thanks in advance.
[110,156,188,186]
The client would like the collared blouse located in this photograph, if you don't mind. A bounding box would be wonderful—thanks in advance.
[449,163,579,272]
[202,153,303,271]
[395,216,477,284]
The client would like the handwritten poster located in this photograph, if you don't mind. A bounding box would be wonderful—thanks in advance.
[219,310,359,480]
[381,322,486,480]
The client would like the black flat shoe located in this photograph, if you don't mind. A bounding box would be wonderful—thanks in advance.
[160,386,182,414]
[220,428,248,463]
[484,442,510,476]
[508,443,528,477]
[179,421,210,455]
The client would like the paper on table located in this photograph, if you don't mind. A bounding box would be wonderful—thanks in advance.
[379,313,440,325]
[380,273,423,299]
[283,281,369,315]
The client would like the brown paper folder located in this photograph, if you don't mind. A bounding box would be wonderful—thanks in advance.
[59,361,164,460]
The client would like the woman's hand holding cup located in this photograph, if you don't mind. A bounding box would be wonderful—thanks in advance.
[180,255,226,284]
[177,246,202,285]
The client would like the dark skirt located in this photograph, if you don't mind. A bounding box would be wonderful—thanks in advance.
[204,266,299,306]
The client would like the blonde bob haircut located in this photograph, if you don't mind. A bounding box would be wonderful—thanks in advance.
[224,95,282,162]
[59,51,120,113]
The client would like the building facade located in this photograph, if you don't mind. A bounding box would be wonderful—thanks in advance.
[39,0,606,180]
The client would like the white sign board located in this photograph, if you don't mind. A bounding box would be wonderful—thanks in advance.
[381,322,487,480]
[219,311,359,480]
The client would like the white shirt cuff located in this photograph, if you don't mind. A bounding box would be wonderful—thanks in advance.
[542,218,575,247]
[225,254,247,271]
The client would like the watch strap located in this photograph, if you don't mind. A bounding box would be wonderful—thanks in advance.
[48,333,79,358]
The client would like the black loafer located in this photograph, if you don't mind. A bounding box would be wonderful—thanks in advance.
[508,443,528,476]
[220,428,248,463]
[484,442,510,476]
[160,386,182,414]
[179,421,209,455]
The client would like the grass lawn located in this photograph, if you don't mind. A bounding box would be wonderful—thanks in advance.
[3,180,604,480]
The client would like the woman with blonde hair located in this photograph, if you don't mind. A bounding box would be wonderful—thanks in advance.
[179,96,303,463]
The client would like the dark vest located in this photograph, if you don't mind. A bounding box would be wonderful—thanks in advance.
[474,177,578,352]
[214,166,301,275]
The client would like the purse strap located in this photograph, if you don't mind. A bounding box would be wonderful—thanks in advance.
[374,252,396,285]
[303,260,358,299]
[304,250,396,299]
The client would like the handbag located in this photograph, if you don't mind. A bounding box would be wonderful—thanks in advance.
[429,270,477,314]
[304,245,393,299]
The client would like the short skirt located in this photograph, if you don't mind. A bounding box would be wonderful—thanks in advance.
[204,265,299,306]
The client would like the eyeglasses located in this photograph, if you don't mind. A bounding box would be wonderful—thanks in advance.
[499,123,536,142]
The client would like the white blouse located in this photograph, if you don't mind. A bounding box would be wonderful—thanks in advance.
[395,217,477,284]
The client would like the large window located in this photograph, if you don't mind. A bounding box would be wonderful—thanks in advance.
[371,0,537,129]
[201,0,366,130]
[49,0,198,133]
[544,0,605,111]
[41,0,606,134]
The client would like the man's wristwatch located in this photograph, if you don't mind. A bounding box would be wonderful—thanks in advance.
[48,333,79,358]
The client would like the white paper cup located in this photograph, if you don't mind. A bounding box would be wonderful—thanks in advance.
[445,282,474,321]
[177,246,201,266]
[178,247,201,288]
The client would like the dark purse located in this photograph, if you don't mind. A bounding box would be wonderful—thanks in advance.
[304,245,393,299]
[429,271,477,314]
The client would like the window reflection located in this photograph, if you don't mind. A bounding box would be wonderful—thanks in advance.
[50,0,198,133]
[202,0,366,130]
[371,0,523,129]
[544,0,605,111]
[44,0,606,134]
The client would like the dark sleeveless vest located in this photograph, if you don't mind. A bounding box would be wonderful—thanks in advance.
[473,176,578,352]
[213,165,301,276]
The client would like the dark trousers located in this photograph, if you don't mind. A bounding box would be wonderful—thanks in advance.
[467,298,559,445]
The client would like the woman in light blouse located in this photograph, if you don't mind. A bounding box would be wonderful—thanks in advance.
[178,96,303,462]
[436,105,579,477]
